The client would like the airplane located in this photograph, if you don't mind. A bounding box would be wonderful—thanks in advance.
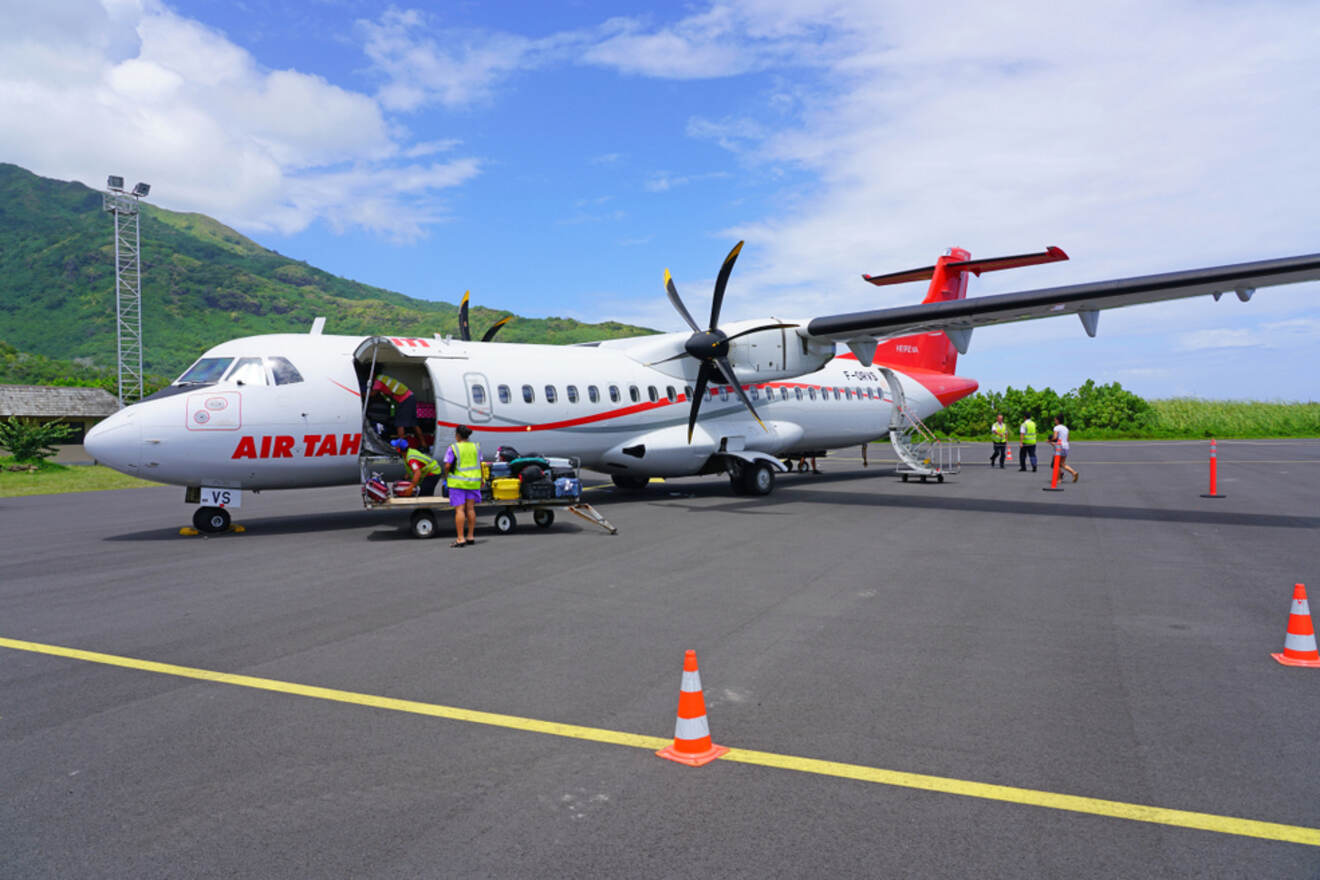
[84,243,1320,532]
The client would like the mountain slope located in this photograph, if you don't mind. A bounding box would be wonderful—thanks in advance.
[0,163,655,380]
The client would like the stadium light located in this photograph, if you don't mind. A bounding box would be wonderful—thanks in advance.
[102,175,152,407]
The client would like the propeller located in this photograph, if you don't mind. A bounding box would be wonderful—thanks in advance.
[658,241,798,443]
[458,291,513,342]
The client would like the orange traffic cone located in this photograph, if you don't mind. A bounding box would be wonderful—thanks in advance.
[1006,447,1013,462]
[656,650,729,766]
[1271,583,1320,668]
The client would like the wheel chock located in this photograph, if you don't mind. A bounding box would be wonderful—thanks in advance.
[230,524,246,533]
[179,527,200,536]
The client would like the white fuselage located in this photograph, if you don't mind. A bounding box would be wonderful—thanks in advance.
[85,329,951,490]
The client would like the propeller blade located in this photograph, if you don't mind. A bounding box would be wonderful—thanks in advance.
[458,290,471,341]
[723,322,799,343]
[665,269,702,334]
[645,350,693,367]
[481,316,512,342]
[687,361,714,444]
[708,240,744,330]
[715,355,767,432]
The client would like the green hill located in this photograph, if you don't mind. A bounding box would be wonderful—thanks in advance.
[0,163,655,381]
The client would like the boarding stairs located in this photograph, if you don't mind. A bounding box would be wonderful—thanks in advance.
[877,367,961,483]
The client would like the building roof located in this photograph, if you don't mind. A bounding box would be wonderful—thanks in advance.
[0,384,120,418]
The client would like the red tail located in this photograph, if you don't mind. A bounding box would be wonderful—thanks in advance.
[865,246,1068,375]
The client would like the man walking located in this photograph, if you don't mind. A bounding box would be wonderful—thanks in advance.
[989,413,1008,468]
[1019,415,1038,472]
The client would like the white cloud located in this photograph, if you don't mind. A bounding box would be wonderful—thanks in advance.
[0,0,481,239]
[1175,328,1266,351]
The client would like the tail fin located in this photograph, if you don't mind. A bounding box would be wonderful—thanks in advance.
[866,246,1068,374]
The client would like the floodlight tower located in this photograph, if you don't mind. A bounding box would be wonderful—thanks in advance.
[102,176,151,406]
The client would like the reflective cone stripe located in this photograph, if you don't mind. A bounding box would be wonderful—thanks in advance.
[1271,584,1320,668]
[657,650,729,766]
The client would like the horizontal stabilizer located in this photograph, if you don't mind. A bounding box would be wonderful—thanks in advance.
[862,246,1067,286]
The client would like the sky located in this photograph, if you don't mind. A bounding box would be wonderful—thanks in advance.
[3,0,1318,400]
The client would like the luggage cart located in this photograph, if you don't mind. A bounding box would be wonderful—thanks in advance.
[360,454,617,539]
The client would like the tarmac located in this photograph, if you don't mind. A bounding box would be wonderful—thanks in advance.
[2,439,1318,879]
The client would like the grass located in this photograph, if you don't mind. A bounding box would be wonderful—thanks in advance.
[0,458,163,497]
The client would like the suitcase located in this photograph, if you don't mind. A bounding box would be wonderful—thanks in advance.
[492,478,521,500]
[393,480,415,497]
[554,477,581,498]
[488,461,512,479]
[363,478,390,504]
[522,479,555,500]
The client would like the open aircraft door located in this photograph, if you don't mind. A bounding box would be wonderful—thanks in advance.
[353,335,468,456]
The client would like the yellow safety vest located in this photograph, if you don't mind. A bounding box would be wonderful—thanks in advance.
[404,448,442,479]
[375,374,412,403]
[1020,419,1037,445]
[990,422,1007,441]
[447,441,482,490]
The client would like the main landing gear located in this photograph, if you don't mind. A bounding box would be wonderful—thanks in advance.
[611,474,650,491]
[729,461,775,496]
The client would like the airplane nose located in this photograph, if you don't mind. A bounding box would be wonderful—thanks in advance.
[84,407,141,474]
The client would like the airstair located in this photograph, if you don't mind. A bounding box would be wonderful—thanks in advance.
[877,367,961,483]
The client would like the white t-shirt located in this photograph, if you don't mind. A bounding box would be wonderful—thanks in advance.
[1053,424,1070,450]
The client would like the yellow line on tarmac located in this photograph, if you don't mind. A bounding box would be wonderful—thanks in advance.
[3,636,1317,848]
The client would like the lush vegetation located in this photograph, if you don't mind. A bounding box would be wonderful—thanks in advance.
[0,457,162,496]
[927,380,1319,439]
[1,339,171,393]
[0,416,71,461]
[0,163,656,380]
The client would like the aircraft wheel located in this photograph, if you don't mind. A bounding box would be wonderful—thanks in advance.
[611,475,649,491]
[193,506,231,533]
[533,509,555,528]
[937,474,945,483]
[410,509,438,539]
[901,474,909,483]
[742,462,775,496]
[494,509,517,534]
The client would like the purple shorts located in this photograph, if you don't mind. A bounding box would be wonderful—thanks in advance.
[449,487,482,507]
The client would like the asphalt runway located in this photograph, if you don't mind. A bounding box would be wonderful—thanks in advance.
[2,440,1318,879]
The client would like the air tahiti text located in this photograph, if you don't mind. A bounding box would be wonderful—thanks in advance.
[232,433,362,459]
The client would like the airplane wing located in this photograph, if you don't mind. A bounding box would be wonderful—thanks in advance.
[806,252,1320,363]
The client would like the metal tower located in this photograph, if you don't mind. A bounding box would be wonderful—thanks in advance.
[102,176,151,407]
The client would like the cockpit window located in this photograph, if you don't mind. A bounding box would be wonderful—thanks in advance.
[225,357,267,386]
[176,357,232,385]
[268,357,304,385]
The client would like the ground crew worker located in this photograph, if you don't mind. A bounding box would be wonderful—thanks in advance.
[1050,415,1080,482]
[391,438,443,496]
[1019,415,1038,472]
[990,413,1008,468]
[444,424,482,547]
[370,373,426,448]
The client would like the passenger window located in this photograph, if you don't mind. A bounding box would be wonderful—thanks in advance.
[267,357,303,385]
[567,385,579,403]
[629,385,640,403]
[471,384,486,405]
[176,357,232,385]
[647,386,658,403]
[609,385,621,403]
[545,385,558,404]
[795,387,803,401]
[834,388,841,400]
[750,387,759,401]
[684,385,693,400]
[498,385,511,404]
[588,385,600,403]
[780,388,789,401]
[522,384,535,403]
[720,387,729,401]
[845,388,853,400]
[226,357,266,386]
[808,387,817,400]
[666,386,676,402]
